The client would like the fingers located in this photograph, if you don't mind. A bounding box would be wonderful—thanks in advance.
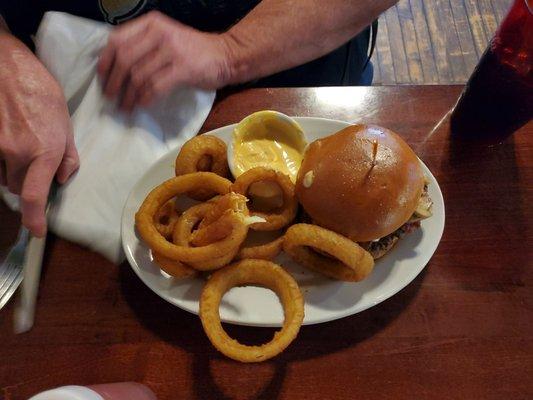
[5,158,26,195]
[97,14,153,79]
[2,137,77,236]
[20,156,59,237]
[102,33,161,99]
[56,131,80,184]
[137,64,178,107]
[120,48,171,112]
[98,13,164,100]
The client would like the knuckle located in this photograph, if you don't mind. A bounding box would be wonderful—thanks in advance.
[64,154,80,169]
[162,30,175,45]
[108,32,122,47]
[21,191,42,207]
[71,154,81,168]
[41,154,59,168]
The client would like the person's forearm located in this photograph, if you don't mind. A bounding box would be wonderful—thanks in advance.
[0,17,61,97]
[0,24,46,87]
[0,14,37,68]
[221,0,396,84]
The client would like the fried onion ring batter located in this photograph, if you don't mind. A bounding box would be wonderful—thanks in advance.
[153,198,180,239]
[200,259,304,362]
[283,224,374,281]
[231,167,297,231]
[175,135,230,200]
[172,194,249,270]
[236,236,284,261]
[152,251,197,279]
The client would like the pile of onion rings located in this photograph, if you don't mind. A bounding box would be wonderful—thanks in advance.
[135,172,249,269]
[171,194,250,270]
[134,131,376,363]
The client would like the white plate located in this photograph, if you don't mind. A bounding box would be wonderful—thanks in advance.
[122,117,445,327]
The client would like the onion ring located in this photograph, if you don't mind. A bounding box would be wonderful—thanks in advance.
[153,198,180,239]
[190,214,237,248]
[173,203,214,246]
[193,193,249,245]
[200,259,304,362]
[175,135,230,201]
[173,194,248,247]
[283,224,374,282]
[231,167,297,231]
[135,172,248,266]
[171,194,249,270]
[152,251,197,279]
[235,236,284,261]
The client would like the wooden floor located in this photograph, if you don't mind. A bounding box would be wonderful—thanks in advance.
[371,0,513,84]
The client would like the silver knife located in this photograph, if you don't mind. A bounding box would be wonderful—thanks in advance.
[13,235,47,333]
[13,183,58,334]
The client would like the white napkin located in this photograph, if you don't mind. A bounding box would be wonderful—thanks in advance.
[1,12,215,263]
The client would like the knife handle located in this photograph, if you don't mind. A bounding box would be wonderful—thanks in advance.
[13,235,47,333]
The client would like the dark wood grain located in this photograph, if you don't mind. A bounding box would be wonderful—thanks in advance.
[409,0,439,83]
[373,0,514,84]
[374,16,397,85]
[384,6,411,84]
[397,0,424,84]
[449,0,479,73]
[1,86,532,400]
[422,0,454,82]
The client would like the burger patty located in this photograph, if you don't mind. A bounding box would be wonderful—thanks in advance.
[362,184,432,259]
[362,221,420,259]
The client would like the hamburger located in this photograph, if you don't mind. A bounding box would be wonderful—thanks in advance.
[295,124,433,259]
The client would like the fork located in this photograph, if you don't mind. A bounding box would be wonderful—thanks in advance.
[0,227,29,310]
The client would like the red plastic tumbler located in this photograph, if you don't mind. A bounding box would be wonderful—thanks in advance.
[450,0,532,140]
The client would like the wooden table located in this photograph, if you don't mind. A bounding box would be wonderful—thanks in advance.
[1,86,531,400]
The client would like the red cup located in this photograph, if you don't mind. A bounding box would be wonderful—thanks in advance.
[450,0,532,141]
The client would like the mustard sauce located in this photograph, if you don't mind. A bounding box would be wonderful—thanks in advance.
[232,111,307,182]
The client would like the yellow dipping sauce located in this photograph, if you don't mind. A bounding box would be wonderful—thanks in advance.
[232,111,307,182]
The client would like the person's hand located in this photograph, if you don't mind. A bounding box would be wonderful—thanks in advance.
[98,11,233,112]
[0,35,79,236]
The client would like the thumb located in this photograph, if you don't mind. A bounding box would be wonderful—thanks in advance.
[56,132,80,184]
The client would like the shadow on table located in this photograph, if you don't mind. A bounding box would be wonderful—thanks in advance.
[449,133,528,276]
[418,115,529,287]
[120,260,427,400]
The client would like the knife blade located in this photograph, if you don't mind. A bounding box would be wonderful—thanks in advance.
[13,234,47,333]
[13,182,58,334]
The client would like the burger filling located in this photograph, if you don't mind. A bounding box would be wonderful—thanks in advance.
[362,184,433,259]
